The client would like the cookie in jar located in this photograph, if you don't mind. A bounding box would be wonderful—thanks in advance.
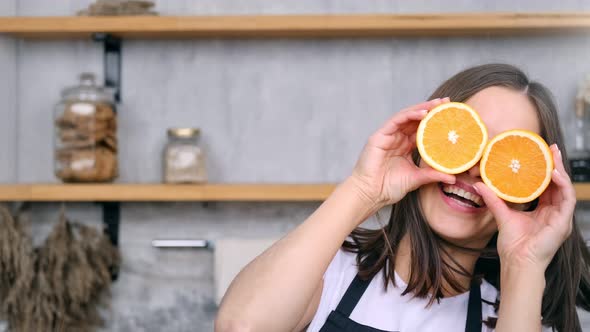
[54,73,118,182]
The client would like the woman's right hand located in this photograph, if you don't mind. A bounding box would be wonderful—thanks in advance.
[350,98,456,209]
[218,101,458,332]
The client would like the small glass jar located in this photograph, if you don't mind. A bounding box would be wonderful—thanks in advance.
[571,77,590,182]
[163,128,207,183]
[54,73,118,182]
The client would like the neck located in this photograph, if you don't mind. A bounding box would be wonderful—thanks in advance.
[395,234,481,297]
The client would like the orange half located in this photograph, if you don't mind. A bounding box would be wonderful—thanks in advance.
[417,102,488,174]
[480,130,554,203]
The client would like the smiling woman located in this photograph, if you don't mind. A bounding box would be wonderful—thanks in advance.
[215,64,590,332]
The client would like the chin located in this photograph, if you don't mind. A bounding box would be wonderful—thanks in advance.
[428,220,494,248]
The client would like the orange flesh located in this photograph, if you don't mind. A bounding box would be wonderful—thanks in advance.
[484,135,549,198]
[421,107,485,169]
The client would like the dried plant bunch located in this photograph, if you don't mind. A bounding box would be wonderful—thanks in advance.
[0,206,120,332]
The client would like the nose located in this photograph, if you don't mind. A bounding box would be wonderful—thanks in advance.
[467,161,482,178]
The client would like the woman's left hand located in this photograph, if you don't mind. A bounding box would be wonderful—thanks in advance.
[474,144,576,270]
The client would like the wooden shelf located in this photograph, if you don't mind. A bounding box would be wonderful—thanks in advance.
[0,183,587,202]
[0,184,336,202]
[576,183,590,202]
[1,13,590,39]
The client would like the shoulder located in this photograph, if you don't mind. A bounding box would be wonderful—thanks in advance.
[322,249,359,299]
[306,249,359,332]
[324,248,358,280]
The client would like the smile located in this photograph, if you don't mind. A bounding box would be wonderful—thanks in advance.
[439,183,485,209]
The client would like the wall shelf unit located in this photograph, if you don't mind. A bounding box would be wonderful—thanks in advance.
[1,12,589,261]
[1,13,590,39]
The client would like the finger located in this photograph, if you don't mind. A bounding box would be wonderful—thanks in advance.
[380,99,447,135]
[551,144,571,182]
[400,121,420,136]
[408,132,417,145]
[474,182,512,229]
[379,109,428,135]
[542,171,575,239]
[550,145,576,206]
[369,131,415,153]
[372,132,417,154]
[548,177,563,207]
[537,182,554,207]
[401,98,445,113]
[539,145,565,206]
[410,167,456,191]
[551,169,576,212]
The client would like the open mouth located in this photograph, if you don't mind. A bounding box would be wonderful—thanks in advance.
[439,183,485,208]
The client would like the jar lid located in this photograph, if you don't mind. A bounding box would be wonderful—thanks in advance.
[168,128,200,138]
[61,73,115,104]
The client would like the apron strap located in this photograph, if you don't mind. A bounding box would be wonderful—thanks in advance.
[465,278,482,332]
[335,274,372,317]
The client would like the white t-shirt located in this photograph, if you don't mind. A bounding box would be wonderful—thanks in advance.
[307,249,551,332]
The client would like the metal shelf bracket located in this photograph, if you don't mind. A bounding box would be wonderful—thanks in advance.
[101,202,120,280]
[92,33,122,102]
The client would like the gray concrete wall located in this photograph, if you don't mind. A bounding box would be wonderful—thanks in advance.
[0,1,16,183]
[14,0,590,15]
[2,1,590,331]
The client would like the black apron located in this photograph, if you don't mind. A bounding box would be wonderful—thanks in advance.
[318,274,482,332]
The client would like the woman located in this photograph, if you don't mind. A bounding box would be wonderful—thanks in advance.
[215,64,590,331]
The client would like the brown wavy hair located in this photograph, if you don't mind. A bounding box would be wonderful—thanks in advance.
[343,63,590,331]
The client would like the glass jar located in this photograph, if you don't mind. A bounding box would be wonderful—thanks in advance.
[163,128,207,184]
[54,73,118,182]
[572,77,590,182]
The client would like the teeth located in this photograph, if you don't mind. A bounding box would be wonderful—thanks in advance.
[442,185,483,207]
